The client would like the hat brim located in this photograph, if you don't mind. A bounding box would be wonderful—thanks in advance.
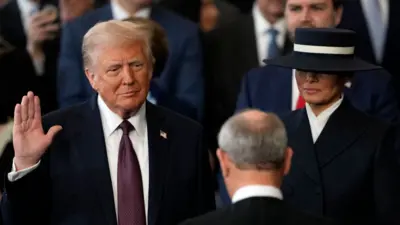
[263,53,381,73]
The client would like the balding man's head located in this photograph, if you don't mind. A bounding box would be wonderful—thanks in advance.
[218,109,288,170]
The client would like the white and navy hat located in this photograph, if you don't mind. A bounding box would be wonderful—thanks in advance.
[264,28,381,72]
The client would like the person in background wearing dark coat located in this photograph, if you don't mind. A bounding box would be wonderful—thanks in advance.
[265,27,400,225]
[180,109,340,225]
[338,0,400,106]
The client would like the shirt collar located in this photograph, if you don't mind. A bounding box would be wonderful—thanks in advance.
[97,95,147,137]
[111,1,151,20]
[232,185,283,203]
[252,2,286,36]
[305,96,343,123]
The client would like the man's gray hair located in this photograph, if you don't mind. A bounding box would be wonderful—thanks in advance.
[218,109,288,170]
[82,20,154,68]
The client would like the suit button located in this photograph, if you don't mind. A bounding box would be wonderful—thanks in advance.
[315,187,321,195]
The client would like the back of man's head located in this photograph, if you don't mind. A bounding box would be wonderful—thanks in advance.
[217,109,292,196]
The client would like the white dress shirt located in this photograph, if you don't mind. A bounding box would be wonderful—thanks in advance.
[111,1,151,20]
[252,3,286,66]
[16,0,45,76]
[232,185,283,203]
[8,96,150,223]
[305,97,343,143]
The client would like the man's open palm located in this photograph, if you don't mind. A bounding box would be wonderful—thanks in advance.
[13,92,62,170]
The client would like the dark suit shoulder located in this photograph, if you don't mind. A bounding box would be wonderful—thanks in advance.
[153,6,197,28]
[180,197,341,225]
[63,4,111,36]
[41,100,89,130]
[246,65,290,79]
[148,103,202,133]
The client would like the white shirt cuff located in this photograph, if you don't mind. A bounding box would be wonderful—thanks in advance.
[8,159,41,182]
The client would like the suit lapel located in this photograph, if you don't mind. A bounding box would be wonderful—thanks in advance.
[74,96,116,225]
[314,99,368,167]
[287,110,321,184]
[146,103,170,225]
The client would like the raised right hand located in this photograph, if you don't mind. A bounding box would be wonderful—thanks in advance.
[13,92,62,171]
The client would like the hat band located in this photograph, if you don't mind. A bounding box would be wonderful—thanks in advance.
[294,44,355,55]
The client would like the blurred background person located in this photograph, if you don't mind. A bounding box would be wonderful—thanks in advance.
[57,0,204,121]
[180,110,340,225]
[338,0,400,107]
[204,0,289,155]
[0,0,97,119]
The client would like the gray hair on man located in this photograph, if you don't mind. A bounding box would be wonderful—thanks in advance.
[218,109,288,170]
[82,20,154,69]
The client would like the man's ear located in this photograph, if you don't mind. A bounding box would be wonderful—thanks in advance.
[216,148,230,178]
[283,147,293,176]
[334,6,343,26]
[85,68,97,90]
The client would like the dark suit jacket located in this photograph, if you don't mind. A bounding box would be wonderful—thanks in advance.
[236,66,400,123]
[280,99,400,225]
[179,197,340,225]
[204,14,292,150]
[338,0,400,104]
[58,4,204,121]
[0,0,59,115]
[1,96,215,225]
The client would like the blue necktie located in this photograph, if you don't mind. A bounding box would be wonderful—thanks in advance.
[266,28,280,60]
[364,0,386,62]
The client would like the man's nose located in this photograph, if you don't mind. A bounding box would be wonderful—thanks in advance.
[299,8,312,22]
[122,66,135,85]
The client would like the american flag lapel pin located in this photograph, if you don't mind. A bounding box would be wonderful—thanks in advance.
[160,130,167,139]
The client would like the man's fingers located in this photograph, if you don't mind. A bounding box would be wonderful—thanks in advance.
[14,104,22,126]
[42,24,59,33]
[34,96,41,120]
[27,92,35,120]
[46,125,63,142]
[21,95,28,122]
[31,12,57,26]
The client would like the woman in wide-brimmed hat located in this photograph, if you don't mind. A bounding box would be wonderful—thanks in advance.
[269,28,400,225]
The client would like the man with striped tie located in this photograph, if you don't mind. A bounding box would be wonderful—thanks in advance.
[216,0,400,205]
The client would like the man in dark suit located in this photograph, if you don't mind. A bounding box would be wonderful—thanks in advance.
[1,20,215,225]
[264,27,400,225]
[58,0,204,121]
[0,0,60,115]
[338,0,400,104]
[180,109,339,225]
[205,0,291,150]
